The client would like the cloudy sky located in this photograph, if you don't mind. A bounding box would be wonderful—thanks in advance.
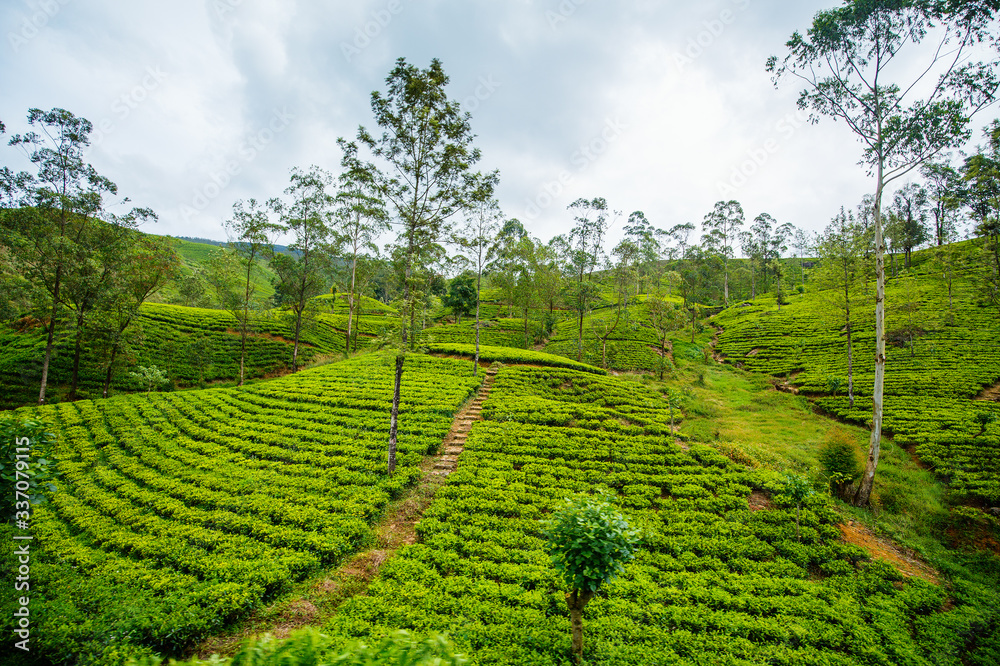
[1,0,992,251]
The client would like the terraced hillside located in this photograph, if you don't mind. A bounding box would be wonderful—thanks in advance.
[540,296,706,372]
[713,241,1000,504]
[0,301,392,408]
[0,353,480,664]
[324,362,999,665]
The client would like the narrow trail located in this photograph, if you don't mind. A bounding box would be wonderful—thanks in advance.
[187,365,499,658]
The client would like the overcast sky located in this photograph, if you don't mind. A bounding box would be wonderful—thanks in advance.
[1,0,993,252]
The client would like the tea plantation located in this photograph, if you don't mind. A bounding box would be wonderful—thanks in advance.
[0,353,479,664]
[322,364,999,665]
[713,242,1000,504]
[0,301,392,408]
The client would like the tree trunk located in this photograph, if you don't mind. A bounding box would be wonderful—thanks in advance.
[855,175,886,508]
[844,268,854,409]
[68,309,88,401]
[566,590,594,664]
[474,268,481,376]
[353,299,361,353]
[292,306,303,372]
[723,256,729,306]
[239,325,246,387]
[102,343,120,399]
[387,353,404,475]
[38,288,60,406]
[346,254,357,358]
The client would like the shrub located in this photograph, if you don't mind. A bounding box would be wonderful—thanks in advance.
[541,493,641,663]
[819,431,861,500]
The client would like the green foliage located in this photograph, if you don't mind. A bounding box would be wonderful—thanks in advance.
[713,240,1000,503]
[0,354,480,664]
[129,364,169,393]
[541,494,641,595]
[425,343,606,375]
[0,416,58,521]
[128,629,466,666]
[820,433,861,499]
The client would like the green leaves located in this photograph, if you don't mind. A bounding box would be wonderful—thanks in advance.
[540,493,641,595]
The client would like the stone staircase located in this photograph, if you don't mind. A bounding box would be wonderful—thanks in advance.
[431,366,497,476]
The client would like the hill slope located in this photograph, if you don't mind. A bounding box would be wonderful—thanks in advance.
[713,240,1000,504]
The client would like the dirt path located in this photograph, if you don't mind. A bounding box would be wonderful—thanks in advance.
[186,366,499,658]
[838,520,940,584]
[974,380,1000,402]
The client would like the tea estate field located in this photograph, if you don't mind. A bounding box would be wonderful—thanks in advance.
[3,347,999,665]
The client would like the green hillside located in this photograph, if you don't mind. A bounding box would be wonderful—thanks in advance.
[713,240,1000,504]
[0,353,481,663]
[0,301,389,408]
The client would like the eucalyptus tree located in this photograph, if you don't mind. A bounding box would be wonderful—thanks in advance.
[921,158,963,246]
[334,139,389,356]
[356,57,487,349]
[593,238,639,369]
[218,198,280,385]
[816,208,865,408]
[60,208,155,400]
[768,0,1000,507]
[271,166,336,372]
[961,121,1000,308]
[453,182,501,373]
[701,200,744,305]
[91,234,179,398]
[567,197,608,360]
[890,183,929,270]
[622,210,661,294]
[792,228,813,291]
[3,108,158,404]
[668,222,695,260]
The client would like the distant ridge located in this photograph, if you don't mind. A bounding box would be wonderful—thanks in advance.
[171,235,293,255]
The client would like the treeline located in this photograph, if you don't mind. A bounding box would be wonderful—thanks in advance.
[3,51,1000,411]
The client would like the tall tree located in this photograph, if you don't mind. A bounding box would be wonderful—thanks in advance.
[701,200,744,305]
[890,183,929,269]
[592,238,638,369]
[768,0,1000,507]
[271,166,335,372]
[357,57,486,350]
[921,159,963,246]
[91,234,179,398]
[220,198,280,385]
[816,208,865,408]
[4,108,125,404]
[453,185,501,374]
[792,228,813,291]
[567,197,608,361]
[960,121,1000,308]
[622,210,661,295]
[334,140,390,357]
[60,210,154,400]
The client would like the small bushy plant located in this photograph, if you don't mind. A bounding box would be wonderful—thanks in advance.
[541,493,641,663]
[819,431,861,500]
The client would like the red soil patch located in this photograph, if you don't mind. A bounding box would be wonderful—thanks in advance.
[748,491,773,512]
[839,520,939,584]
[974,380,1000,402]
